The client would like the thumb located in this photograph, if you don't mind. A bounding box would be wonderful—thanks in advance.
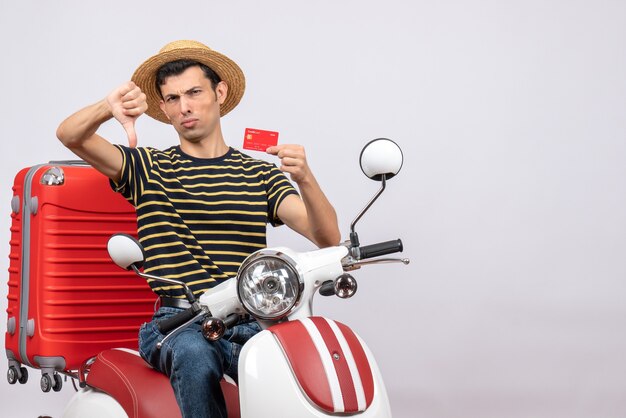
[122,120,137,148]
[265,145,280,155]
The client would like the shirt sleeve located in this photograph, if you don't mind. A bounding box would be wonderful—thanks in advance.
[265,163,299,227]
[109,145,153,207]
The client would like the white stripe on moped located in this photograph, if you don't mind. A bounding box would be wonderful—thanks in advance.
[301,317,345,413]
[325,318,366,411]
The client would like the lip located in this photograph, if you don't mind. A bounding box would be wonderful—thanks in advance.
[181,118,198,128]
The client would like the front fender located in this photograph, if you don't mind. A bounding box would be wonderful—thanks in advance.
[238,317,391,417]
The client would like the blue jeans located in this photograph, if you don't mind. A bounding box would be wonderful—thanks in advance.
[138,307,260,418]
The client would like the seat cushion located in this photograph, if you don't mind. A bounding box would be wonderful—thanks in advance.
[87,349,240,418]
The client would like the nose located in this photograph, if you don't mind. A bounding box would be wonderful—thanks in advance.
[179,96,192,115]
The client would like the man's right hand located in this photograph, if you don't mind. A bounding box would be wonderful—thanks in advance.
[106,81,148,148]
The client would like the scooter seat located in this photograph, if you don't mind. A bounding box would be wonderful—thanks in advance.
[86,348,240,418]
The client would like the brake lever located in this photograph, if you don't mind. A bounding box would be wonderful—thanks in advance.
[343,257,410,270]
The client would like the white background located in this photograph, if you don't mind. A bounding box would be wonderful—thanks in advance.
[1,1,625,417]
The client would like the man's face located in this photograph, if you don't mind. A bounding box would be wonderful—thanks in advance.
[158,65,228,143]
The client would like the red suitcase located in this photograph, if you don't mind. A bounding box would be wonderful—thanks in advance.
[5,161,155,392]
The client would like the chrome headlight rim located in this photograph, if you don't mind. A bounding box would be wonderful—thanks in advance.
[236,249,304,320]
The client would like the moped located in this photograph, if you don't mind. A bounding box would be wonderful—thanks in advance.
[61,138,409,418]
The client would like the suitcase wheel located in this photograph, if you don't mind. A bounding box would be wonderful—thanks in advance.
[40,372,62,393]
[7,366,28,385]
[40,374,52,392]
[7,366,17,384]
[53,373,63,392]
[18,367,28,384]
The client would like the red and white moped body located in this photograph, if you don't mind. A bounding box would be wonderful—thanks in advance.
[206,246,393,417]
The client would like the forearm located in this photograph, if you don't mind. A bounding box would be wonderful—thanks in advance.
[56,100,112,149]
[268,143,341,247]
[56,99,126,181]
[297,176,341,248]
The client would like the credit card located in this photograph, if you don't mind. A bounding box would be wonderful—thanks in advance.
[243,128,279,151]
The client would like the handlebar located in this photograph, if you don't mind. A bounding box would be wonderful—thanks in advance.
[359,239,403,259]
[157,307,200,334]
[156,306,244,336]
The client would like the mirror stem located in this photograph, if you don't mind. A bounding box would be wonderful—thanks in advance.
[349,174,387,248]
[131,265,197,303]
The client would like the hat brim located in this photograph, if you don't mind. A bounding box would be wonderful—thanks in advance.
[131,47,245,124]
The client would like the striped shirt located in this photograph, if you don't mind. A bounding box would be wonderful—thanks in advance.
[111,145,298,298]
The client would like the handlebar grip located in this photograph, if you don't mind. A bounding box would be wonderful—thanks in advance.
[319,280,336,297]
[224,314,241,328]
[359,239,403,259]
[157,308,198,334]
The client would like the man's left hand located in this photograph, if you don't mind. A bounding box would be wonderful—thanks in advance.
[266,144,311,184]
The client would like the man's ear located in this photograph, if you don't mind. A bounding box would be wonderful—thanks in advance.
[158,100,171,120]
[216,81,228,105]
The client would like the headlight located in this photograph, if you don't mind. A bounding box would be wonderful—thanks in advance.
[237,250,303,320]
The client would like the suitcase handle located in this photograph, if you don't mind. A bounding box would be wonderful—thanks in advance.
[47,160,90,166]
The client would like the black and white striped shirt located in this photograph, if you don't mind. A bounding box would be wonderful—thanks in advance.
[111,145,298,298]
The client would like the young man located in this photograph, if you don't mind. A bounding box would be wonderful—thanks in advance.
[57,40,340,418]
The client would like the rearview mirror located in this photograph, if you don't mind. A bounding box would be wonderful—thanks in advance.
[107,234,145,270]
[349,138,403,252]
[359,138,403,181]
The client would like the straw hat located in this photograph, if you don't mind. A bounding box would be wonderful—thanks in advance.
[131,40,245,123]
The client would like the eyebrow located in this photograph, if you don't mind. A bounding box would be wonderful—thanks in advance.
[164,86,203,100]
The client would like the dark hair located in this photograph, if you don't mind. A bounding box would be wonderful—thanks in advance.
[155,59,222,97]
